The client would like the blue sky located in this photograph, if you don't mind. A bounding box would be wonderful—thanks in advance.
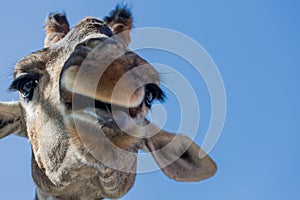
[0,0,299,199]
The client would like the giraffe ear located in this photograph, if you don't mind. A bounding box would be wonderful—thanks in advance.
[44,13,70,48]
[104,5,133,46]
[0,101,27,139]
[142,129,216,182]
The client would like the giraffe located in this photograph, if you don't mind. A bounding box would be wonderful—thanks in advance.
[0,5,216,200]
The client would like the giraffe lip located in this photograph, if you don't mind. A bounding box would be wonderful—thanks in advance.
[82,107,129,130]
[70,94,129,116]
[69,94,133,129]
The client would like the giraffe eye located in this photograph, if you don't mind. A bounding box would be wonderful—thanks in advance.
[10,74,39,100]
[18,78,38,99]
[145,89,154,107]
[144,84,165,108]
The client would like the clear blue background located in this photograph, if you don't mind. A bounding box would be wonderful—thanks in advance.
[0,0,299,199]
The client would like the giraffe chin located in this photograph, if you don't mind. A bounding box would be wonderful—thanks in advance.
[65,107,140,173]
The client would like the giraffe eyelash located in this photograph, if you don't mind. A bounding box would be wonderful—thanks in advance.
[9,74,40,91]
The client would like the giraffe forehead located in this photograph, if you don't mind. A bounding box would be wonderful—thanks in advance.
[14,17,113,78]
[14,48,62,78]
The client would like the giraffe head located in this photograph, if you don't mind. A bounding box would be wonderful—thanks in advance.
[0,6,216,199]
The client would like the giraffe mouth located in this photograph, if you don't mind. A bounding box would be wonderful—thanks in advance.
[68,93,141,131]
[93,99,134,130]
